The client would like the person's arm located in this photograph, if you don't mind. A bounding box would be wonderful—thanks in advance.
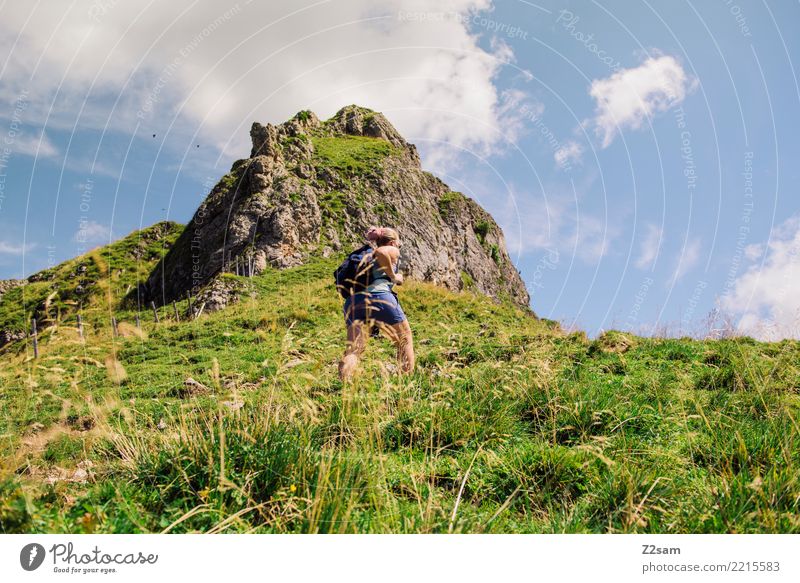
[374,246,403,285]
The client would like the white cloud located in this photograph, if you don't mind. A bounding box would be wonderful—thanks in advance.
[73,221,111,244]
[589,55,695,148]
[669,237,701,284]
[722,215,800,340]
[0,0,524,172]
[0,241,35,255]
[554,140,583,169]
[743,243,763,262]
[635,223,663,269]
[13,130,59,159]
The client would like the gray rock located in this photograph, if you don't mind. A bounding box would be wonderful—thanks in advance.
[191,276,245,314]
[0,279,23,301]
[0,329,25,346]
[179,377,211,398]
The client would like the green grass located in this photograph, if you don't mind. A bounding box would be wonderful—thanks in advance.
[318,190,346,216]
[310,135,398,178]
[1,250,799,533]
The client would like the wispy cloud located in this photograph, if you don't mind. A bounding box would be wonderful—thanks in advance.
[554,140,583,169]
[635,223,663,269]
[571,212,617,263]
[73,220,111,244]
[13,129,59,159]
[669,237,701,284]
[0,241,35,255]
[496,176,619,265]
[589,55,696,148]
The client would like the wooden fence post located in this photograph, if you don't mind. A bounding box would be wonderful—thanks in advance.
[172,301,180,322]
[111,317,119,338]
[151,301,159,323]
[135,312,141,329]
[31,318,39,359]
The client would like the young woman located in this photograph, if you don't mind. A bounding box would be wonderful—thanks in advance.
[338,226,415,382]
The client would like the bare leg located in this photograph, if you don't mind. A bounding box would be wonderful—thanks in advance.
[339,321,368,382]
[385,320,415,374]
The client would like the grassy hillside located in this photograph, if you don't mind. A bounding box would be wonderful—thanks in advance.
[0,221,182,336]
[0,247,799,533]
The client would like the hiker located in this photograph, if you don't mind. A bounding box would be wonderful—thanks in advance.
[336,226,415,382]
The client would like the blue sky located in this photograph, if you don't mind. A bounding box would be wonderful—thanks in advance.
[0,0,798,339]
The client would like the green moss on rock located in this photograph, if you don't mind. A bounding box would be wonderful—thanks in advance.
[473,220,490,243]
[437,191,465,216]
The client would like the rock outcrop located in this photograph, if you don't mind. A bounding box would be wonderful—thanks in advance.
[142,105,530,310]
[0,279,22,301]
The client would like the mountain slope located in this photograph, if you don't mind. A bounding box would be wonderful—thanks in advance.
[141,106,529,309]
[0,222,182,348]
[1,252,798,534]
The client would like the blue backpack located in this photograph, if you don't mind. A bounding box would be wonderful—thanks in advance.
[334,244,374,299]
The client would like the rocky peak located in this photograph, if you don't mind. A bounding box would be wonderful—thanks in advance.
[142,106,531,312]
[324,105,417,156]
[250,105,419,165]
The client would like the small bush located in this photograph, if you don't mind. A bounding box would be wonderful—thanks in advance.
[473,220,490,243]
[489,244,501,264]
[437,191,465,216]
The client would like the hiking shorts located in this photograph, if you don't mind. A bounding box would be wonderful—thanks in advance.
[343,291,407,327]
